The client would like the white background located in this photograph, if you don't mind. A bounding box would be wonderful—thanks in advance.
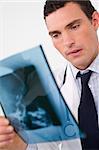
[0,0,99,70]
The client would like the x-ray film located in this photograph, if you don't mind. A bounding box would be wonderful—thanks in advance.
[0,45,83,144]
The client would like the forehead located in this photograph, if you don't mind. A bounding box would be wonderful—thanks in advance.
[45,2,88,30]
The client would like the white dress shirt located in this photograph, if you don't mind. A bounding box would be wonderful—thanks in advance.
[70,54,99,120]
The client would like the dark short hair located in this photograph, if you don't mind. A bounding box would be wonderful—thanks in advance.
[44,0,96,20]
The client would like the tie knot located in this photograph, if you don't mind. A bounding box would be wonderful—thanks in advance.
[77,70,92,85]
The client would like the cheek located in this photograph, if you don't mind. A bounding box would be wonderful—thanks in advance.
[82,29,98,52]
[80,25,97,43]
[53,40,64,53]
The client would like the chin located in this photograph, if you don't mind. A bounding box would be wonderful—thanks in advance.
[71,61,87,70]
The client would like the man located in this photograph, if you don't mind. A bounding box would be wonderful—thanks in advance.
[0,0,99,149]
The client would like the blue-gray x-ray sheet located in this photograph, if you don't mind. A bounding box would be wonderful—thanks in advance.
[0,45,83,144]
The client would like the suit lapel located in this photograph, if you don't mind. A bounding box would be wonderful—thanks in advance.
[54,64,82,149]
[60,64,80,122]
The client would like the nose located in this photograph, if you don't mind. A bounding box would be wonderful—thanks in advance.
[62,32,75,48]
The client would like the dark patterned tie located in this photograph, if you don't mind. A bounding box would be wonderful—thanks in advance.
[77,71,99,149]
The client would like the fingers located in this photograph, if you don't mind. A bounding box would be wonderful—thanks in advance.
[0,133,14,141]
[0,138,13,148]
[0,116,15,148]
[0,117,9,126]
[0,117,27,150]
[0,125,14,134]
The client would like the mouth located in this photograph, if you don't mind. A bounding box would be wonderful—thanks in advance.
[66,49,83,56]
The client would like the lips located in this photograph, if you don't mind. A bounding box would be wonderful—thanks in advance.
[66,49,83,56]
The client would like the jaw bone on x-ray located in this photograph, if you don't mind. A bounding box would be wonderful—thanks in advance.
[0,45,83,144]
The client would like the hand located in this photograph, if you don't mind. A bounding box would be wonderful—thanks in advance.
[0,116,15,149]
[0,116,27,150]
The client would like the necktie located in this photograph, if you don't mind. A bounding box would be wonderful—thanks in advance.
[77,71,99,149]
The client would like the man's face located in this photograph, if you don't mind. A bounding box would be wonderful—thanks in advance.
[45,2,99,70]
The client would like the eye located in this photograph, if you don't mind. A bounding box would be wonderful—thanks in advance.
[51,33,61,39]
[71,24,80,30]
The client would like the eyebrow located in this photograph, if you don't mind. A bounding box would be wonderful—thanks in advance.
[49,19,82,36]
[66,19,82,28]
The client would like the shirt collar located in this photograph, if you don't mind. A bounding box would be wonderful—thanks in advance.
[69,63,79,79]
[69,54,99,79]
[88,54,99,74]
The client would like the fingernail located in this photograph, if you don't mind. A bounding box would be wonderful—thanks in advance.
[4,119,9,124]
[7,126,14,132]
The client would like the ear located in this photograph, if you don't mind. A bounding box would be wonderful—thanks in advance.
[91,11,99,30]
